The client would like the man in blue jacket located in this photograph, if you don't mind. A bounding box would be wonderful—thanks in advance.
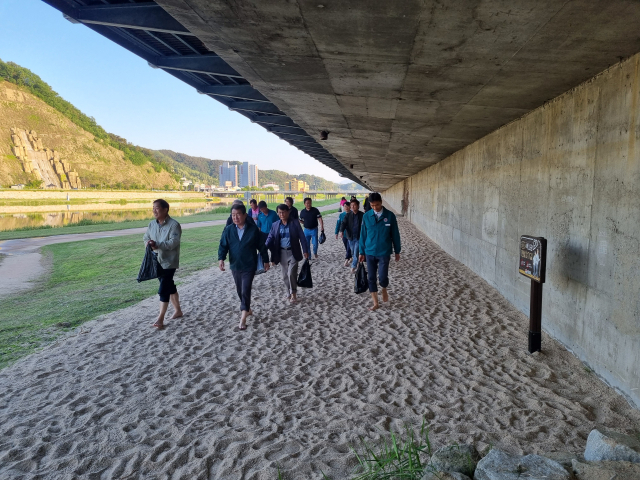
[218,203,270,330]
[358,192,401,311]
[265,204,309,303]
[257,200,279,235]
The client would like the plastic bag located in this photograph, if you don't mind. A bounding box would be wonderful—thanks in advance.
[319,230,326,244]
[137,244,159,282]
[297,258,313,288]
[354,262,368,294]
[255,254,266,275]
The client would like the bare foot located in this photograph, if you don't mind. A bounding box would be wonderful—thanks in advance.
[344,259,351,267]
[368,304,380,312]
[351,267,357,274]
[170,310,183,319]
[381,289,389,302]
[289,293,297,304]
[152,320,165,329]
[247,309,253,317]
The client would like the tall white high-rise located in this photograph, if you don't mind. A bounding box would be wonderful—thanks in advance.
[219,162,238,187]
[239,162,259,188]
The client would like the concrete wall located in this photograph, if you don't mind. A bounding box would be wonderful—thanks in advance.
[384,54,640,408]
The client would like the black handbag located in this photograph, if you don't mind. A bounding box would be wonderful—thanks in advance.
[137,244,159,282]
[354,262,368,294]
[319,230,326,244]
[297,259,313,288]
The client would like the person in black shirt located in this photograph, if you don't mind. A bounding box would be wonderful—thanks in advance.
[363,194,372,212]
[285,196,299,221]
[299,197,324,259]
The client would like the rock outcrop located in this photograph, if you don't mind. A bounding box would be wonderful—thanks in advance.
[10,127,82,189]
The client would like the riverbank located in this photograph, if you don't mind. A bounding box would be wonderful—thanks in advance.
[1,211,638,479]
[0,198,343,240]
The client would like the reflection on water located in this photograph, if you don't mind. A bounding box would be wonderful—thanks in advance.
[0,203,222,232]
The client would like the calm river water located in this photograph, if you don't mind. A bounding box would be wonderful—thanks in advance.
[0,203,222,231]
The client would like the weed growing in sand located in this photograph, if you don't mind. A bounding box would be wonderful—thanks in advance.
[349,418,432,479]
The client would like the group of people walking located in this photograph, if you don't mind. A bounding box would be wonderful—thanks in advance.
[143,193,401,330]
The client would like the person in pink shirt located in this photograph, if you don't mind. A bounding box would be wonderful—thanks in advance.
[249,199,260,222]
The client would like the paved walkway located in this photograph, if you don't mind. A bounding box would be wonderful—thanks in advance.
[0,203,341,296]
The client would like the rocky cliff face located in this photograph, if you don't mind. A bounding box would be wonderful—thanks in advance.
[10,128,82,189]
[0,81,178,189]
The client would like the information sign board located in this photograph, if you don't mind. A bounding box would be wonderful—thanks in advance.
[519,236,547,284]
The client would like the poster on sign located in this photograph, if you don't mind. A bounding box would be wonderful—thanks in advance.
[519,236,547,283]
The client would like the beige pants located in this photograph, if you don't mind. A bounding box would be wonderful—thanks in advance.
[280,248,299,295]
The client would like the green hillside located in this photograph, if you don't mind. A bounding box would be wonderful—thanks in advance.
[0,59,213,189]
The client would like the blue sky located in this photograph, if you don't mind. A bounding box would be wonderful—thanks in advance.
[0,0,346,183]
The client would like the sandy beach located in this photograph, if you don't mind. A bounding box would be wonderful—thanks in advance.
[1,211,639,479]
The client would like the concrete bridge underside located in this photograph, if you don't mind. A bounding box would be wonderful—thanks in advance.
[157,0,640,191]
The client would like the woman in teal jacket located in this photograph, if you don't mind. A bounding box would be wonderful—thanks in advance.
[358,192,401,311]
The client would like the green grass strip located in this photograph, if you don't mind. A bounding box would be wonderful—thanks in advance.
[0,226,224,369]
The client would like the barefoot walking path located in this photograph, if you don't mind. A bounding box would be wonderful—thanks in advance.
[1,210,639,479]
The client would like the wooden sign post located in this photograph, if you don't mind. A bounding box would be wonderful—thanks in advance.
[519,236,547,354]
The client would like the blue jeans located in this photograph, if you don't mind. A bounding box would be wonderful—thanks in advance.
[342,236,352,259]
[304,227,318,255]
[349,239,360,269]
[366,255,390,293]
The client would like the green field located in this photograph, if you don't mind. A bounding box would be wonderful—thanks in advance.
[0,198,341,241]
[0,226,226,369]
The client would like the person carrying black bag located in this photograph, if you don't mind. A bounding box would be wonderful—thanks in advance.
[142,199,183,329]
[338,198,364,274]
[218,203,271,331]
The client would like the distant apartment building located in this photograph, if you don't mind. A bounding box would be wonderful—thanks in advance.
[262,182,280,191]
[219,162,238,187]
[285,179,309,192]
[239,162,259,188]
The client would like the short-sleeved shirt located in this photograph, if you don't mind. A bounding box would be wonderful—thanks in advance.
[299,207,322,230]
[288,206,299,220]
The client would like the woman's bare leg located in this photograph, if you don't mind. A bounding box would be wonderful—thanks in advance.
[154,302,169,328]
[170,293,183,319]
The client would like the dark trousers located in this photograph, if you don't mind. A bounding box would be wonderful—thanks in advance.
[157,265,177,302]
[232,270,256,312]
[366,255,390,293]
[342,236,352,259]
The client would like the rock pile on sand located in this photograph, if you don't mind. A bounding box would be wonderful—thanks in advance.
[422,428,640,479]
